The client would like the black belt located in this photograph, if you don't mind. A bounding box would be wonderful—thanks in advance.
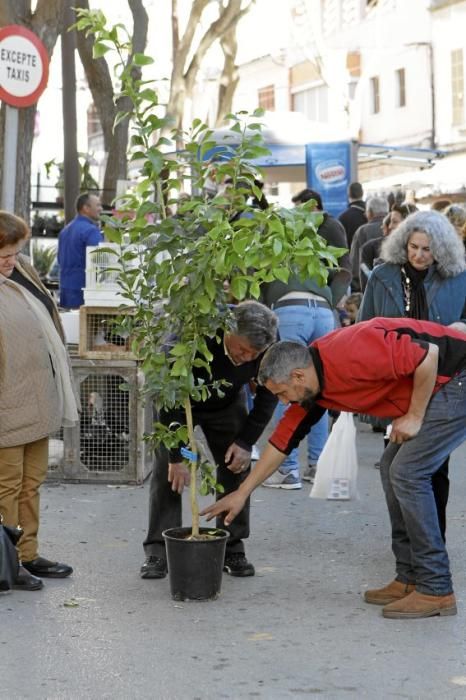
[272,298,331,310]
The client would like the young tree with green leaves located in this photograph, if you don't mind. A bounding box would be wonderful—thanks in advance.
[74,10,345,540]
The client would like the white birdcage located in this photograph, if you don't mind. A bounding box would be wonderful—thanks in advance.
[84,243,139,307]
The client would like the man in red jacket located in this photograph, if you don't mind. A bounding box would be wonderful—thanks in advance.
[201,317,466,620]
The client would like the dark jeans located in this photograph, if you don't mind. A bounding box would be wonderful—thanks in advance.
[382,438,449,541]
[143,395,251,559]
[380,371,466,595]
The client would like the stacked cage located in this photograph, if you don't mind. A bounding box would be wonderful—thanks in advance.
[79,306,136,360]
[47,359,153,484]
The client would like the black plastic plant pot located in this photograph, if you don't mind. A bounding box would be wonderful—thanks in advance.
[162,527,229,601]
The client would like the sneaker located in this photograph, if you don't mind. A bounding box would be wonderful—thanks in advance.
[302,464,316,483]
[140,555,167,579]
[262,470,302,490]
[223,552,255,577]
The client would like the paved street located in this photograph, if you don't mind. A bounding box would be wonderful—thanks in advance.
[3,423,466,699]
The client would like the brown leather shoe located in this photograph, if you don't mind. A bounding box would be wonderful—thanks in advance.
[364,579,416,605]
[383,590,457,619]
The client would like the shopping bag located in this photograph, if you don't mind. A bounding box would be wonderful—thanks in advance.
[0,521,21,591]
[310,412,358,500]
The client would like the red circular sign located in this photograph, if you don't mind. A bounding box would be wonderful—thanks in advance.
[0,25,49,108]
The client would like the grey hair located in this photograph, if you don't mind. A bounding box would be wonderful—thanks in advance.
[444,204,466,231]
[258,341,312,385]
[381,209,466,277]
[232,300,278,350]
[367,196,389,217]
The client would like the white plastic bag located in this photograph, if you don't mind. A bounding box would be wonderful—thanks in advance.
[309,412,358,500]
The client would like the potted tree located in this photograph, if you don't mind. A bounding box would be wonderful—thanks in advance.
[75,9,345,601]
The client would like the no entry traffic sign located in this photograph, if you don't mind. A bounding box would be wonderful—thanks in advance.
[0,25,49,107]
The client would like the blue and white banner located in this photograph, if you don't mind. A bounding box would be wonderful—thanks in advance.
[305,141,352,217]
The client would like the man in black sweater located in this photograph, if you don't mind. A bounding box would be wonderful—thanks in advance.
[140,301,278,580]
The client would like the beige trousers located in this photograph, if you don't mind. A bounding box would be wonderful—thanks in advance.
[0,437,49,561]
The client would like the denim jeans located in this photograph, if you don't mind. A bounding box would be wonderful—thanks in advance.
[380,370,466,595]
[273,303,335,475]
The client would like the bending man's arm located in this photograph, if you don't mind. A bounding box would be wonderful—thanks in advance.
[200,443,286,525]
[390,342,439,444]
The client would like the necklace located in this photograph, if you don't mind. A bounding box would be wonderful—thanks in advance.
[401,266,411,313]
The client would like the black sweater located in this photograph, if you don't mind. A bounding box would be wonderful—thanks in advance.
[161,332,278,461]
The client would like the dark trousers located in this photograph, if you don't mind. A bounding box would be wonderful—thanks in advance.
[143,396,251,558]
[383,437,449,542]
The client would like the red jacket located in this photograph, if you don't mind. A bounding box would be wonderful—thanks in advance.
[270,317,466,455]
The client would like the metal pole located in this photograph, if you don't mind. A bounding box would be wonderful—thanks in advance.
[61,0,80,223]
[1,105,19,212]
[428,42,436,150]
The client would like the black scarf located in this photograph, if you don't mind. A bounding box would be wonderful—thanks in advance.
[400,262,429,320]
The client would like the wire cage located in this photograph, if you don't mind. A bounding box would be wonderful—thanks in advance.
[84,243,135,307]
[79,305,136,360]
[47,359,153,484]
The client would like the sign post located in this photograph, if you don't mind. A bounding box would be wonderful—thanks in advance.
[0,25,49,212]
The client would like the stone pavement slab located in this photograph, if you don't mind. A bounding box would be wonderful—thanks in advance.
[2,423,466,699]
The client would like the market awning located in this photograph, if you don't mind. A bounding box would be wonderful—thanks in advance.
[364,148,466,200]
[358,143,446,169]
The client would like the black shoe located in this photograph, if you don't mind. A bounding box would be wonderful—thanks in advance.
[140,555,167,579]
[22,557,73,578]
[13,565,44,591]
[223,552,255,577]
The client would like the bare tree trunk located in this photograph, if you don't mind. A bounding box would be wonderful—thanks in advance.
[167,0,253,133]
[75,0,148,205]
[62,1,80,222]
[215,32,239,126]
[14,107,36,221]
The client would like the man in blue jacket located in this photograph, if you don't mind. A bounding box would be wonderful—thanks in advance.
[58,192,103,308]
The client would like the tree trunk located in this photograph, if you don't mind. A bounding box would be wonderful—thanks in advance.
[14,107,36,221]
[215,32,240,126]
[167,0,253,133]
[184,397,200,538]
[75,0,148,205]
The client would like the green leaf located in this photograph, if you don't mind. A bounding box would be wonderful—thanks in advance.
[204,276,216,300]
[139,88,158,103]
[170,343,188,357]
[232,235,249,256]
[197,295,211,313]
[272,267,289,283]
[102,225,123,244]
[93,42,111,58]
[133,53,154,66]
[113,111,131,129]
[250,280,261,299]
[147,149,164,175]
[171,358,188,377]
[230,277,248,300]
[272,238,283,256]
